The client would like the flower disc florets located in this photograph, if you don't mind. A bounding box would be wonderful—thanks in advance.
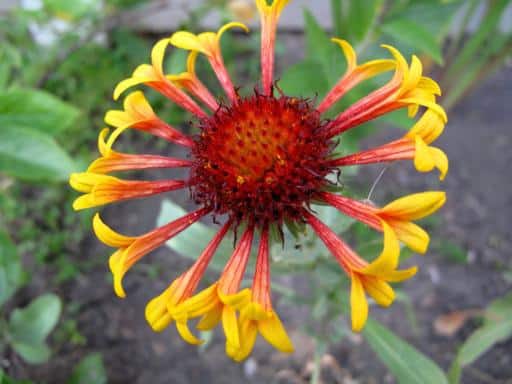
[190,92,334,225]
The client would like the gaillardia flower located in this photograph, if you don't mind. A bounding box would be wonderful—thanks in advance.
[70,0,448,361]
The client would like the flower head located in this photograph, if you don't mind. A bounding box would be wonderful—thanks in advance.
[70,0,448,361]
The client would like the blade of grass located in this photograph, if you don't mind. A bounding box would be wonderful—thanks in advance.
[445,0,509,78]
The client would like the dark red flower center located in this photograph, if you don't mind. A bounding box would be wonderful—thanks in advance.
[190,93,334,226]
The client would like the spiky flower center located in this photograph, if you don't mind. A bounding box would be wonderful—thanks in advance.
[190,93,334,225]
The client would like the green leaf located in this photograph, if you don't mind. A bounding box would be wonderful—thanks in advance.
[8,293,62,364]
[312,203,354,234]
[363,318,448,384]
[9,343,52,365]
[387,1,463,41]
[486,292,512,322]
[0,230,23,307]
[381,19,443,64]
[446,0,510,78]
[42,0,99,19]
[278,60,329,98]
[345,0,383,43]
[303,9,342,85]
[0,126,76,182]
[68,353,107,384]
[449,292,512,383]
[0,88,80,135]
[157,200,234,272]
[0,371,34,384]
[457,321,512,366]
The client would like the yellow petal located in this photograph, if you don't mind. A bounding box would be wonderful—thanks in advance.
[97,128,110,156]
[414,136,435,171]
[222,305,240,349]
[151,38,170,74]
[104,127,130,152]
[112,64,157,100]
[174,284,219,318]
[430,146,449,181]
[69,172,113,193]
[381,266,418,282]
[109,249,129,298]
[258,311,294,353]
[360,221,400,275]
[418,76,441,96]
[332,38,357,71]
[350,274,368,332]
[256,0,290,15]
[92,213,135,247]
[400,97,447,123]
[196,305,223,330]
[217,22,249,43]
[355,59,396,80]
[240,302,269,322]
[387,220,430,254]
[362,276,395,307]
[405,109,445,144]
[218,288,252,309]
[72,194,96,211]
[170,31,206,54]
[173,22,248,58]
[230,319,258,362]
[145,293,173,332]
[408,103,420,118]
[414,137,449,180]
[403,55,422,91]
[379,191,447,221]
[176,320,203,345]
[104,110,133,129]
[381,44,408,81]
[186,51,199,74]
[167,72,191,84]
[124,91,155,119]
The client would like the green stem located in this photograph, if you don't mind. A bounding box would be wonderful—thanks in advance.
[444,0,479,66]
[310,338,325,384]
[445,0,508,80]
[444,37,512,110]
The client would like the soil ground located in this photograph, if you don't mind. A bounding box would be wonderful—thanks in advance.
[7,44,512,383]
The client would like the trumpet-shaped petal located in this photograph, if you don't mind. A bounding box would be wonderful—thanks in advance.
[329,108,449,180]
[231,303,293,361]
[169,226,254,351]
[318,39,396,113]
[256,0,290,94]
[227,226,293,361]
[145,220,231,333]
[326,45,446,138]
[320,191,446,254]
[167,52,219,111]
[379,191,447,221]
[69,172,186,210]
[93,208,209,298]
[306,212,417,331]
[88,129,192,174]
[350,274,368,332]
[113,40,206,117]
[105,91,193,148]
[414,136,449,180]
[171,22,249,58]
[170,23,249,102]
